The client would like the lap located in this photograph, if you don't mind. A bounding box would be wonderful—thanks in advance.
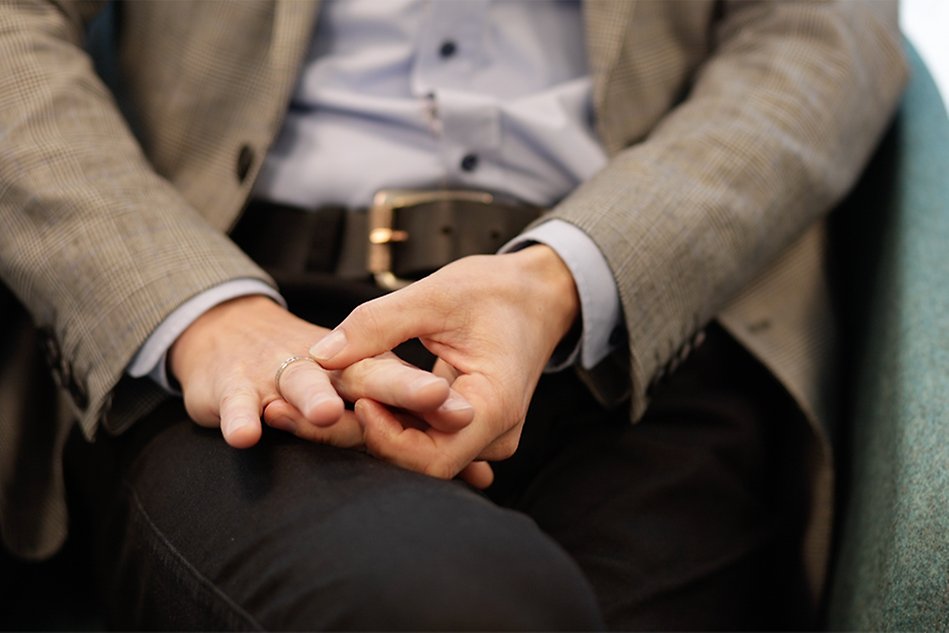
[69,402,602,630]
[65,275,810,631]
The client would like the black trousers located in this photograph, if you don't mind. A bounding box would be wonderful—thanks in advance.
[65,275,812,630]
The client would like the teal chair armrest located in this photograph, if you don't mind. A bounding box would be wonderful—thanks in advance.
[828,42,949,630]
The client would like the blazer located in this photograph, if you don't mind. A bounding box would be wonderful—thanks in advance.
[0,0,906,605]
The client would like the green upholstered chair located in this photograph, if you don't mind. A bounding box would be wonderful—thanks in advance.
[826,42,949,630]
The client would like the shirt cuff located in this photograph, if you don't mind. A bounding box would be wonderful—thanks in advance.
[501,219,624,371]
[126,279,285,393]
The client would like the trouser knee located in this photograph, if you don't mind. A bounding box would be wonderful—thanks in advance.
[253,478,604,630]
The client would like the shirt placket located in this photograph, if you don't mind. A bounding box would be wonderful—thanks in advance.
[411,0,500,188]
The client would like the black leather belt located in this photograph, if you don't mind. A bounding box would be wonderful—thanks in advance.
[232,190,543,289]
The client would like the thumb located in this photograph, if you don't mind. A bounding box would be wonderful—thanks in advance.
[309,290,432,369]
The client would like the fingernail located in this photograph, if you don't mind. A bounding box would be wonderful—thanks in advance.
[309,330,347,361]
[438,392,473,413]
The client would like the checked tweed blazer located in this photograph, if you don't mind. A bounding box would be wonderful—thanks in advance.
[0,0,905,601]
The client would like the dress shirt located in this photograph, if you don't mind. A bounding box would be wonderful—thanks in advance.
[129,0,623,389]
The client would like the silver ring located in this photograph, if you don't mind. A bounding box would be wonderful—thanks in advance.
[274,355,318,399]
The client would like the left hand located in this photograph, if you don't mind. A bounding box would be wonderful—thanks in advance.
[168,295,473,450]
[310,245,580,488]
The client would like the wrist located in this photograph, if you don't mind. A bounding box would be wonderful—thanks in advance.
[508,244,580,344]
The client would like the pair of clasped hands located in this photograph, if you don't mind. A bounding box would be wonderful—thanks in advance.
[169,246,579,489]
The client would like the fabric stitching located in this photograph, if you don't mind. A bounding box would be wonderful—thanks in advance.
[124,482,266,631]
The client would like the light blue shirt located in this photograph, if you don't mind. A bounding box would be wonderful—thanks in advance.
[129,0,622,388]
[254,0,606,208]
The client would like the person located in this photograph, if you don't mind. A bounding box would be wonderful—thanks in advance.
[0,0,906,629]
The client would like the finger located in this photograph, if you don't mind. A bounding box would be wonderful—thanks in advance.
[431,358,459,383]
[420,359,472,430]
[333,357,473,432]
[264,400,365,449]
[417,388,476,432]
[355,398,488,481]
[458,461,494,490]
[218,386,263,449]
[332,356,451,412]
[309,285,445,370]
[277,358,345,427]
[262,398,305,434]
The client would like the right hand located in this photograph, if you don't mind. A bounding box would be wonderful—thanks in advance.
[168,295,474,450]
[310,247,579,490]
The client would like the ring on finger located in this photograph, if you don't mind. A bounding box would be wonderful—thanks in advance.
[274,355,318,400]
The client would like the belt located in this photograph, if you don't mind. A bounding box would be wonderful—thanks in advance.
[232,190,543,289]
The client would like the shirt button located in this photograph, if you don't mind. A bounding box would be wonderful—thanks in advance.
[236,144,254,183]
[439,40,457,59]
[460,153,479,172]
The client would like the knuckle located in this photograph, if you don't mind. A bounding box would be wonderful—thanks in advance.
[349,303,378,329]
[350,298,397,338]
[219,360,251,384]
[219,388,253,412]
[346,357,376,380]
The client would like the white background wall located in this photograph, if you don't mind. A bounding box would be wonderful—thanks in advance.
[902,0,949,114]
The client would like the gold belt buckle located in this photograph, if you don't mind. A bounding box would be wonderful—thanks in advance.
[368,189,494,290]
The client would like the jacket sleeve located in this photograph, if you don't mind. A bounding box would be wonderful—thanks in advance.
[0,1,275,435]
[547,0,907,420]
